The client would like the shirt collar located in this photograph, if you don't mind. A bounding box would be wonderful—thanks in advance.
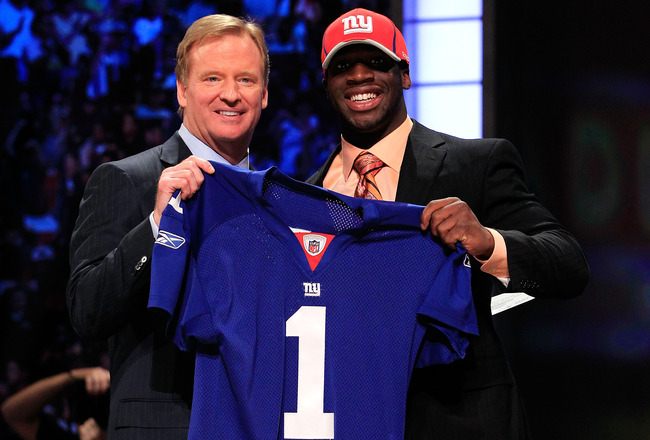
[178,124,250,169]
[340,116,413,180]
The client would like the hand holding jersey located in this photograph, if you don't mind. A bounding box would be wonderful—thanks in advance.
[153,156,215,227]
[149,164,479,439]
[420,197,496,261]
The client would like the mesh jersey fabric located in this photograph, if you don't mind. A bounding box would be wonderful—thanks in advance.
[148,164,478,440]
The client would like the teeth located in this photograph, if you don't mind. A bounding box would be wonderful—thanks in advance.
[219,111,240,116]
[350,93,377,102]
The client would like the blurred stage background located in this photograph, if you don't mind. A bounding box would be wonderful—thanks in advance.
[491,2,650,438]
[1,1,648,438]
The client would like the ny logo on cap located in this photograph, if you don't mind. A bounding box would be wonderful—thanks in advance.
[342,15,373,34]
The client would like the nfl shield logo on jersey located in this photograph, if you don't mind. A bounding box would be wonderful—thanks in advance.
[303,234,327,257]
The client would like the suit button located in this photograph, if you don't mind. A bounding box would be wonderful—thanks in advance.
[134,256,148,271]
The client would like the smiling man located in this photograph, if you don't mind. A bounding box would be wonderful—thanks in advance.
[67,14,269,439]
[174,25,268,167]
[308,8,589,440]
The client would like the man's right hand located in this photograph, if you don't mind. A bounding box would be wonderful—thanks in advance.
[154,156,215,226]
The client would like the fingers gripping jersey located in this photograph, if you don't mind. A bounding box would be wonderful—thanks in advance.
[148,164,478,440]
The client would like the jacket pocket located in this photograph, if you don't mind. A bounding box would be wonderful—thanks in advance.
[114,398,190,428]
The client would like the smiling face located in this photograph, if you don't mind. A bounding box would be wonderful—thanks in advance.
[323,44,411,148]
[177,33,268,164]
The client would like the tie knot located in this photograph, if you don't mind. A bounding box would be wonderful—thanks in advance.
[353,152,384,200]
[353,151,384,177]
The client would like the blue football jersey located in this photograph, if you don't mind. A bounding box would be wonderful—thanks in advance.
[148,164,478,440]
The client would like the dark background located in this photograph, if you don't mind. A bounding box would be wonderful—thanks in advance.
[489,1,650,438]
[1,0,649,438]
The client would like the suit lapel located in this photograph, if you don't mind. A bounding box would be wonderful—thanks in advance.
[306,144,341,186]
[160,132,192,167]
[395,120,447,205]
[308,120,447,206]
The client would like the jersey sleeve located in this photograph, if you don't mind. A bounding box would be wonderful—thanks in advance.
[416,245,479,366]
[149,190,224,352]
[148,191,195,350]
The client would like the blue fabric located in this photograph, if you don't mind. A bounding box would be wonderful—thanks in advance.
[148,164,478,440]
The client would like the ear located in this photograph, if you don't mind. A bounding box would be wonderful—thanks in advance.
[261,84,269,110]
[322,75,332,102]
[176,78,187,109]
[401,68,411,90]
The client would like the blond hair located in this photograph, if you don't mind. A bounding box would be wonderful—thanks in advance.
[175,14,269,87]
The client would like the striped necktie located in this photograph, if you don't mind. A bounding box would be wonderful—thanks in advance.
[353,151,384,200]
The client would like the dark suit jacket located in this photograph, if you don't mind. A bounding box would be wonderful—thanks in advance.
[67,133,194,439]
[308,120,589,439]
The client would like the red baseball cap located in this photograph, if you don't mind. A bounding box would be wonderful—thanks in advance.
[321,8,409,70]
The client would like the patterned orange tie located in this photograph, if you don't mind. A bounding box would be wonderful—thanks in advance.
[353,151,384,200]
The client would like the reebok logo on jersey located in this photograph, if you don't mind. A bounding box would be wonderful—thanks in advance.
[156,230,185,249]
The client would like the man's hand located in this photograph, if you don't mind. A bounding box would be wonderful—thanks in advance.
[420,197,495,260]
[69,367,110,396]
[154,156,215,226]
[78,417,106,440]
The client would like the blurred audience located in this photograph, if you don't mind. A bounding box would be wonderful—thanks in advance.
[0,1,389,438]
[2,366,110,440]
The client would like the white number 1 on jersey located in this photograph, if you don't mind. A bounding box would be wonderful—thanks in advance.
[284,306,335,439]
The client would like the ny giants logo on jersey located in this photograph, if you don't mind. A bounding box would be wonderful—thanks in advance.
[342,15,373,34]
[303,282,321,297]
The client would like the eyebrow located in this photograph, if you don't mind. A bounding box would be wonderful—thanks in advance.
[197,69,262,79]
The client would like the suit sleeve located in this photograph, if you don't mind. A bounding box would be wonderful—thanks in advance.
[66,162,156,340]
[480,138,589,298]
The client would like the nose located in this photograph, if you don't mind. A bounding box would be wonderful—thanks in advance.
[347,62,374,83]
[220,78,240,104]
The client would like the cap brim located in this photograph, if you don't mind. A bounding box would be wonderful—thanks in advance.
[322,40,402,69]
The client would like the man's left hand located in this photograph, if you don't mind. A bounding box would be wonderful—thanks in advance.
[420,197,495,260]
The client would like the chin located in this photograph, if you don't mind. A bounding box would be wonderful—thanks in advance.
[348,117,384,133]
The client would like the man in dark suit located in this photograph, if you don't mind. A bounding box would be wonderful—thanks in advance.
[66,14,269,439]
[309,8,589,439]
